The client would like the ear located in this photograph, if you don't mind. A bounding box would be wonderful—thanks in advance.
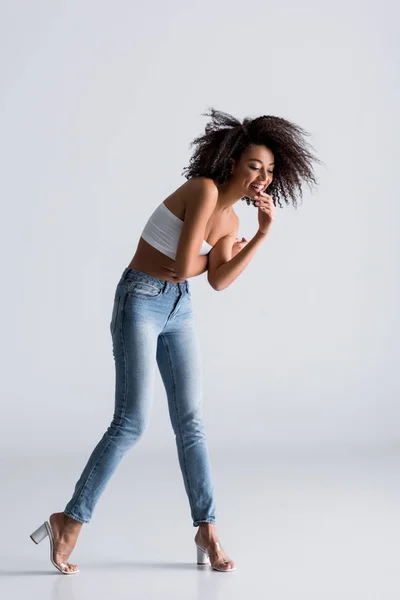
[229,158,236,173]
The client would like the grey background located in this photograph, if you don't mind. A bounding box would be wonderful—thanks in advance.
[1,1,399,597]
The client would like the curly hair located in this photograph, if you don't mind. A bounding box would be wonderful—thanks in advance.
[181,107,322,209]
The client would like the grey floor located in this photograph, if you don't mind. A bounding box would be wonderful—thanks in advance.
[1,446,399,599]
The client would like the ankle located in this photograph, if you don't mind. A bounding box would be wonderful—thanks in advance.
[62,513,83,531]
[197,523,218,541]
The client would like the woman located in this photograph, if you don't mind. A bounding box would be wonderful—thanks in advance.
[30,108,320,574]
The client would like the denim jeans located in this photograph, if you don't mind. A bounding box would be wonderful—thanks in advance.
[64,268,216,527]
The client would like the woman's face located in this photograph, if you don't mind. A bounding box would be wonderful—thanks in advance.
[230,144,274,199]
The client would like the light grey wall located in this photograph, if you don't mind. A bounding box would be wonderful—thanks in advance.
[1,0,398,455]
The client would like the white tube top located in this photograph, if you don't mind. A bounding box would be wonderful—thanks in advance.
[141,202,213,260]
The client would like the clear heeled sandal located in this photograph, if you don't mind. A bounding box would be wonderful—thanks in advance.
[30,520,80,574]
[195,540,236,572]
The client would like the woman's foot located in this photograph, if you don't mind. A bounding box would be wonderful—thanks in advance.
[195,523,236,572]
[49,512,83,573]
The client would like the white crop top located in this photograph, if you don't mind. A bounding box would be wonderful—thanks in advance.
[140,202,213,260]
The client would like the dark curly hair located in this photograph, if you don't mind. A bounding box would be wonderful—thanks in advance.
[182,107,322,209]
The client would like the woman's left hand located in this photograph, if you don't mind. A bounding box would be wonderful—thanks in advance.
[254,192,276,233]
[231,236,248,258]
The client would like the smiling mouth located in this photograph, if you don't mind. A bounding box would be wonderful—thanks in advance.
[250,184,264,192]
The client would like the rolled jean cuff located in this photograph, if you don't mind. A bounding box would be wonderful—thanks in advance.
[63,511,89,524]
[193,517,216,527]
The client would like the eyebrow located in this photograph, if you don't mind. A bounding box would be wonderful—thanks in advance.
[248,158,274,166]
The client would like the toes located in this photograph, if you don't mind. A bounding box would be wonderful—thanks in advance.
[58,561,78,573]
[219,559,235,571]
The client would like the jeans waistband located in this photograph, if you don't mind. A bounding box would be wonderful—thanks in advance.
[122,267,189,293]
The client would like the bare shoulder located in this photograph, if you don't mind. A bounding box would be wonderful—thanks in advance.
[163,176,218,221]
[175,176,238,243]
[182,176,218,212]
[184,176,218,192]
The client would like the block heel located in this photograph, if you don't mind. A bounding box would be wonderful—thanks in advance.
[30,522,48,545]
[196,544,210,565]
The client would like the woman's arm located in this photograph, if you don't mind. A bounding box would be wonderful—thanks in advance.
[208,192,275,291]
[174,178,218,279]
[208,229,269,291]
[167,254,209,281]
[185,254,209,278]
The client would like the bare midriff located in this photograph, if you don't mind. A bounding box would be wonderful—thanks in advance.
[128,239,188,283]
[127,179,237,283]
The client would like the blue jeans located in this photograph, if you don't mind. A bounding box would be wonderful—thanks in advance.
[64,268,216,527]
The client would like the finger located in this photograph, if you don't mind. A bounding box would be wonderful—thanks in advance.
[255,201,268,210]
[256,199,272,209]
[256,194,272,203]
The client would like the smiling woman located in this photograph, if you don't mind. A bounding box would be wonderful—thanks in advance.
[30,106,321,576]
[183,107,322,210]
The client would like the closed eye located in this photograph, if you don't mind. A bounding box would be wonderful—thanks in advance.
[250,166,274,174]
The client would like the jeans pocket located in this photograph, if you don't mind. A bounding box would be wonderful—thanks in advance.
[110,294,121,335]
[127,280,163,298]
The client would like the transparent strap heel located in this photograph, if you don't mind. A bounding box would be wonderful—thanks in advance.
[30,519,80,575]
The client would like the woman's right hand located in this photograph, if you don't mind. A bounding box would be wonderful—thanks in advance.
[254,192,276,233]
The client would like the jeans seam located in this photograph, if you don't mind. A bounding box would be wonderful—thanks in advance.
[160,335,196,520]
[66,293,129,519]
